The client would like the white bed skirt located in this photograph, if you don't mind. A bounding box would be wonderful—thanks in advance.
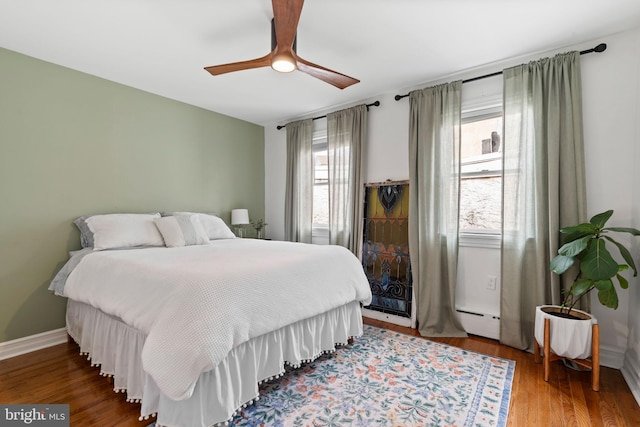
[66,299,364,427]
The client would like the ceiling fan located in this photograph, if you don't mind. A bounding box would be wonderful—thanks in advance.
[204,0,359,89]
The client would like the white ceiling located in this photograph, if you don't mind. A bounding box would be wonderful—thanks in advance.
[2,0,640,126]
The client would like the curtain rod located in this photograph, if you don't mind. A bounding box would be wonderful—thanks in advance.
[276,100,381,130]
[394,43,607,101]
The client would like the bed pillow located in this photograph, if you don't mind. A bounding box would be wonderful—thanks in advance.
[154,215,210,248]
[76,213,165,250]
[171,213,236,240]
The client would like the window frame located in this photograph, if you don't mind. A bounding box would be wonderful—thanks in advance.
[459,105,503,242]
[312,130,329,237]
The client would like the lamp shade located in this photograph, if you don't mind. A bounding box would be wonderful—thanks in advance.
[231,209,250,225]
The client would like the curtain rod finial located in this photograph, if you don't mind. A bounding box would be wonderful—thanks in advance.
[594,43,607,53]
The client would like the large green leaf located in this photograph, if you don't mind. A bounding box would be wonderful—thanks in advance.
[560,223,598,236]
[562,230,595,244]
[603,235,638,276]
[604,227,640,236]
[550,254,575,275]
[580,239,618,280]
[595,279,618,309]
[571,278,594,298]
[590,210,613,228]
[594,278,613,291]
[558,235,591,257]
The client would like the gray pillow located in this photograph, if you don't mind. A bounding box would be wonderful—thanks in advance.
[74,216,94,248]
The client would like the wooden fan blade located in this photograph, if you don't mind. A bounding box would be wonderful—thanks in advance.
[204,52,272,76]
[272,0,304,53]
[295,54,360,89]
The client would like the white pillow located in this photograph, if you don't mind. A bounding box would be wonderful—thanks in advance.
[154,216,210,248]
[172,213,236,240]
[85,213,165,250]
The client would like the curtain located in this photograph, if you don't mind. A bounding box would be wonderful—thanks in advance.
[284,119,314,243]
[501,51,588,351]
[408,81,467,337]
[327,104,367,255]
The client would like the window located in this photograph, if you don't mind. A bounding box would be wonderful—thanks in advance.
[312,133,329,228]
[459,109,503,234]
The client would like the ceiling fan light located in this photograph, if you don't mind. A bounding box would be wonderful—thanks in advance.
[271,54,296,73]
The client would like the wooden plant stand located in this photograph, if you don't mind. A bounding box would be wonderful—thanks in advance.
[534,317,600,391]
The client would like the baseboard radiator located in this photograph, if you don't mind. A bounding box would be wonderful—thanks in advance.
[455,308,500,340]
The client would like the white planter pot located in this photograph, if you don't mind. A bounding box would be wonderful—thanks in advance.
[534,305,597,359]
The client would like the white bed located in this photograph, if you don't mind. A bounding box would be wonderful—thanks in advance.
[52,235,372,427]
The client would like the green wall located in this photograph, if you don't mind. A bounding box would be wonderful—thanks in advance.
[0,48,265,343]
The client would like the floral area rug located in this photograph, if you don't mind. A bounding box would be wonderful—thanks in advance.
[231,325,515,427]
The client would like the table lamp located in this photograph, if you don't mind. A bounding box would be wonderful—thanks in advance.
[231,209,250,238]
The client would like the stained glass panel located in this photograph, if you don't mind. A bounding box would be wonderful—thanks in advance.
[362,182,412,318]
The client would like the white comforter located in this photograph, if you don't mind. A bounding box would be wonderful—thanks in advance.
[62,239,372,401]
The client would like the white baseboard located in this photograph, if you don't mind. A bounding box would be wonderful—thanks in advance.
[0,328,68,361]
[600,344,626,369]
[622,352,640,406]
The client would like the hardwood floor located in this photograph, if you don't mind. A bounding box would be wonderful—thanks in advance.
[1,318,639,426]
[0,339,153,427]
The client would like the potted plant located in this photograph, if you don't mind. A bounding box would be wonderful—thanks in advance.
[535,209,640,360]
[250,218,268,239]
[550,209,639,314]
